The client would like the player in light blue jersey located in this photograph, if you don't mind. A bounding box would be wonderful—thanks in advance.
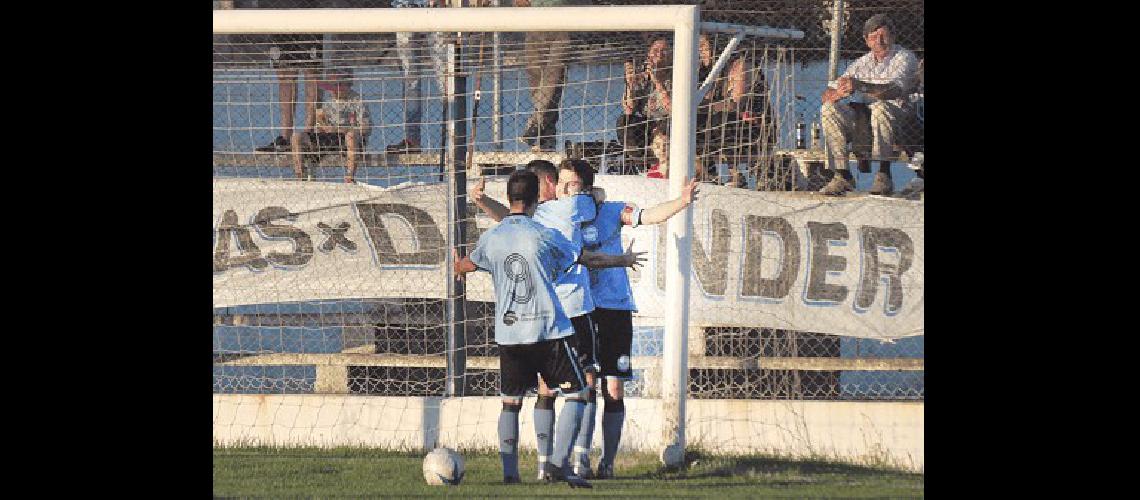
[455,170,642,487]
[565,167,700,479]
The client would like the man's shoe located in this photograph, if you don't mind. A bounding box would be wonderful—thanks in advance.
[256,135,290,152]
[573,462,594,479]
[503,476,521,484]
[594,462,614,479]
[564,474,592,489]
[898,178,924,199]
[868,172,894,195]
[541,463,593,488]
[385,139,421,154]
[818,173,854,196]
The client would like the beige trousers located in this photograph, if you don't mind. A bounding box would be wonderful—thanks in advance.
[820,100,905,171]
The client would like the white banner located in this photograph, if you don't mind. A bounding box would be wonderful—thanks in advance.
[213,176,923,339]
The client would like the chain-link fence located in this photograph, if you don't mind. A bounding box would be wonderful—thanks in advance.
[213,1,923,407]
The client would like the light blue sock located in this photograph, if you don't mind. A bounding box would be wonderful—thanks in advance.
[600,398,625,467]
[551,395,586,470]
[533,395,556,473]
[498,402,521,479]
[574,388,598,471]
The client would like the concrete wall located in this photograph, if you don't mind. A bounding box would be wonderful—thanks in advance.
[214,395,923,472]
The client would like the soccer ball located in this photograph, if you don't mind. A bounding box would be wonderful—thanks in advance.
[422,447,465,486]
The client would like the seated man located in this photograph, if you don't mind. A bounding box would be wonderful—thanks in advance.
[818,14,918,196]
[290,71,372,183]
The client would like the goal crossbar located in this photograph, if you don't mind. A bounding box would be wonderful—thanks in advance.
[213,6,696,34]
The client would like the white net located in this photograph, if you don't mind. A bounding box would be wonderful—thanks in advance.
[213,2,923,471]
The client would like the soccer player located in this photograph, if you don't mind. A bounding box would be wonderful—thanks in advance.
[558,169,699,479]
[470,159,604,480]
[454,170,641,487]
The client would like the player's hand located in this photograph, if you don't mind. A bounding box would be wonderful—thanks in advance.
[681,177,700,206]
[622,238,646,270]
[452,248,466,281]
[470,177,486,202]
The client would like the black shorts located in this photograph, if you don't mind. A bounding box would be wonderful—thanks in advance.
[499,337,585,397]
[592,307,634,380]
[301,132,366,152]
[571,314,599,374]
[268,35,323,69]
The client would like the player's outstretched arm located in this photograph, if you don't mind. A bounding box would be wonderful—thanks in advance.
[637,177,700,225]
[579,239,645,270]
[469,178,510,222]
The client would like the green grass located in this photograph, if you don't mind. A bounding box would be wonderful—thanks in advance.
[214,447,923,498]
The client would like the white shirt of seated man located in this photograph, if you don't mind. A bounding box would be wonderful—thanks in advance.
[829,23,918,108]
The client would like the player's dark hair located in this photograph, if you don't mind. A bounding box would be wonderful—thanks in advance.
[526,160,558,184]
[507,170,539,207]
[559,158,594,189]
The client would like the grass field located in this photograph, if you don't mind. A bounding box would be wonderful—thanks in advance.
[214,447,924,498]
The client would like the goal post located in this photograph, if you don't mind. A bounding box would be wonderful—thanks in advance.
[214,4,702,465]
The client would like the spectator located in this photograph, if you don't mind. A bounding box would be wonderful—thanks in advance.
[617,36,672,177]
[695,34,777,186]
[818,14,918,196]
[256,34,323,152]
[516,0,590,151]
[387,0,448,153]
[290,71,372,183]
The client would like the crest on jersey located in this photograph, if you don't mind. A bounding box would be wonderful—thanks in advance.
[617,355,631,372]
[582,225,599,244]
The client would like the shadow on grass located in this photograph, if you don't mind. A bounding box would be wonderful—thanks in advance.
[617,451,922,482]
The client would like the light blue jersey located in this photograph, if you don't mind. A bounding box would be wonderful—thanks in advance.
[469,215,578,345]
[584,201,642,311]
[532,194,597,318]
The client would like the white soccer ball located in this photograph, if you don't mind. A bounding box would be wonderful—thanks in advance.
[422,447,465,486]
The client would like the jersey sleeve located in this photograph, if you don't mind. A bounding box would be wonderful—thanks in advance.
[468,232,492,271]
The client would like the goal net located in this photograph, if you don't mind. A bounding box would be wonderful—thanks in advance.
[213,2,924,471]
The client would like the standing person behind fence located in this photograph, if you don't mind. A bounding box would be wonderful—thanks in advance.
[818,14,918,196]
[289,71,371,182]
[386,0,450,153]
[255,28,323,152]
[515,0,589,152]
[617,36,673,177]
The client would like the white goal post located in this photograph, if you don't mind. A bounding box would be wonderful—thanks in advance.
[214,4,702,465]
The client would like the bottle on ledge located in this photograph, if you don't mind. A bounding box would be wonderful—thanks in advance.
[795,113,806,149]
